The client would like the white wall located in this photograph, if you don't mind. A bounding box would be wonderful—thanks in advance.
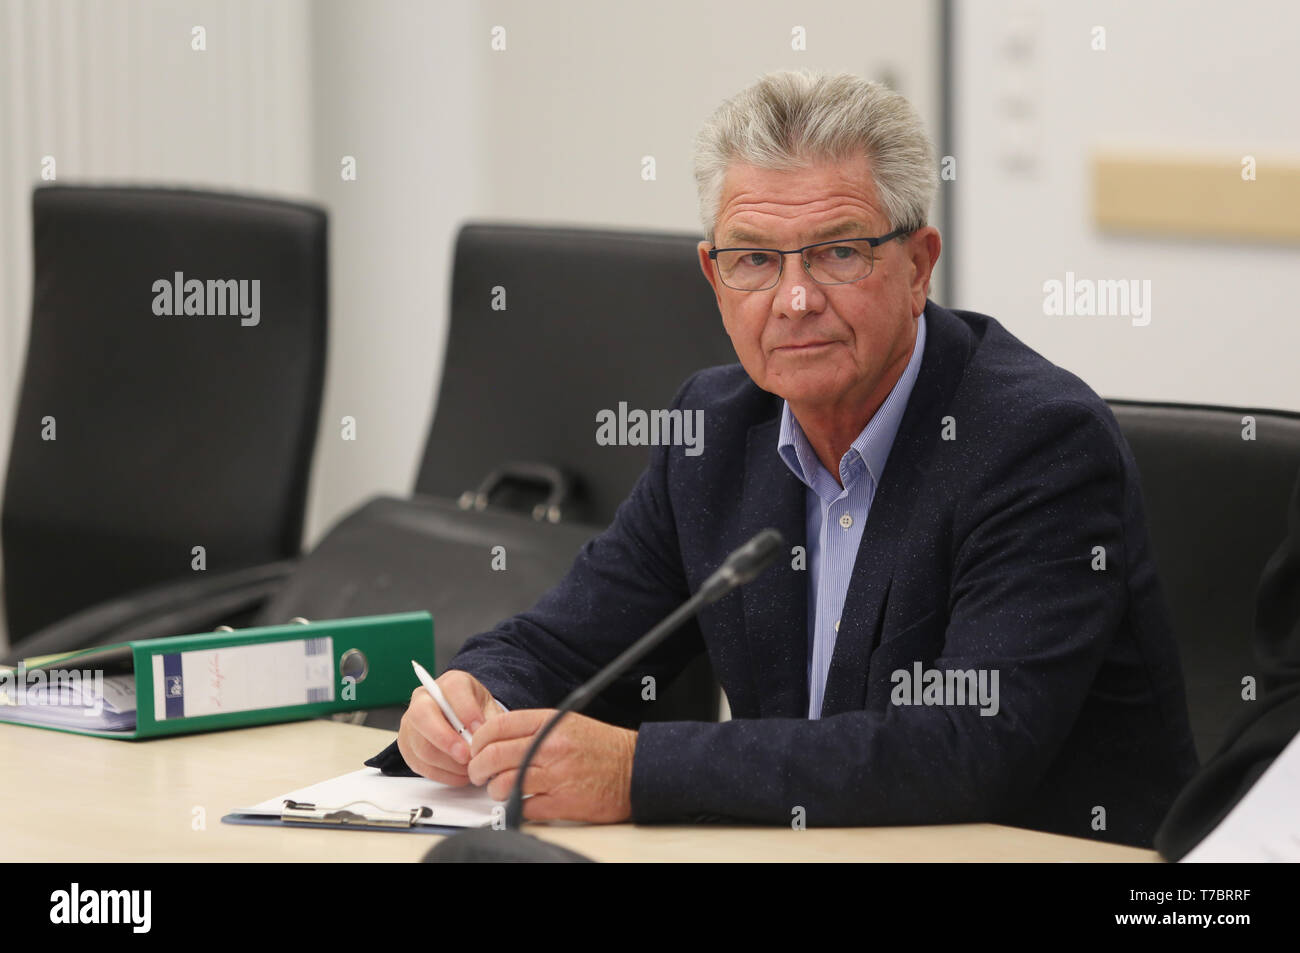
[471,0,941,238]
[953,0,1300,409]
[303,0,481,548]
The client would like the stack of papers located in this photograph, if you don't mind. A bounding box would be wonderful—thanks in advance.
[0,669,137,731]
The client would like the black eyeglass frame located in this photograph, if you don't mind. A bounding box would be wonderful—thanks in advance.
[707,226,914,291]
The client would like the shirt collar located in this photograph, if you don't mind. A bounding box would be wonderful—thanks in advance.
[777,310,927,492]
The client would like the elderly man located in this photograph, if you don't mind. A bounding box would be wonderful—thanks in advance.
[370,70,1198,846]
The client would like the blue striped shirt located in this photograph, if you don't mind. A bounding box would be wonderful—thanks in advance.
[776,312,927,719]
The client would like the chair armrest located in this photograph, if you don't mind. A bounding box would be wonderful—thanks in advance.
[1,560,296,664]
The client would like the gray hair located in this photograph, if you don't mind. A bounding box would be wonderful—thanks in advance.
[693,70,937,244]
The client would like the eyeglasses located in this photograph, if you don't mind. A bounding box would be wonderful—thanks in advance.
[708,227,913,292]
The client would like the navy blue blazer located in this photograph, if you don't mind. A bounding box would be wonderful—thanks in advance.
[370,300,1200,847]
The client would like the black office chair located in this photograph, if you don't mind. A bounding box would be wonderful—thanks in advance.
[1,186,327,661]
[1108,401,1300,760]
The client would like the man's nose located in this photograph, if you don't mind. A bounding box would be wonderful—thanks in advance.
[772,252,822,318]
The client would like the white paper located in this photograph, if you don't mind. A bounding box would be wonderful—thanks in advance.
[235,767,500,829]
[0,672,137,731]
[1182,728,1300,862]
[99,675,137,714]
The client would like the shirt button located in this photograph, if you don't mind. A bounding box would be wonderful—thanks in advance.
[839,513,853,529]
[834,619,840,632]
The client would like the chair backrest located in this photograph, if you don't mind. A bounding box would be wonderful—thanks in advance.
[416,222,736,524]
[1109,400,1300,759]
[3,185,327,643]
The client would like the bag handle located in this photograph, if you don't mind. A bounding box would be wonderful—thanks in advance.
[457,462,572,523]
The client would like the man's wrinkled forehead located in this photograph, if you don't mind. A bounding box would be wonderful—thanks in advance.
[719,219,874,247]
[714,157,885,246]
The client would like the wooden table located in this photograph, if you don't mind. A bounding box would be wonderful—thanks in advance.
[0,719,1158,862]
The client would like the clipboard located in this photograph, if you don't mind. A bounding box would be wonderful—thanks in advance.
[223,767,501,834]
[223,799,456,835]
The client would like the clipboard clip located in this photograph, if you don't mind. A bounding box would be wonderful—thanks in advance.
[281,798,434,828]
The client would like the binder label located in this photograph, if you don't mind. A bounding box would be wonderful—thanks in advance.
[151,637,336,721]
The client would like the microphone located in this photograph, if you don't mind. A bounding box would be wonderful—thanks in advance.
[696,526,787,603]
[424,527,784,862]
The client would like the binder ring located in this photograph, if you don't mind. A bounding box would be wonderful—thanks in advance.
[340,648,369,684]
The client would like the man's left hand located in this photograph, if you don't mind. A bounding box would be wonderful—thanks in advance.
[467,710,637,823]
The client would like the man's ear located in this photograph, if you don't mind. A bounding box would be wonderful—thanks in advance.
[698,241,723,308]
[907,227,942,310]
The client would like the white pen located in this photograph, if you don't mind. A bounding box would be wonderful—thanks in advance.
[411,660,475,747]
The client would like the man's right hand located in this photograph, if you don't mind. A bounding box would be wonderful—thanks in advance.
[396,669,503,786]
